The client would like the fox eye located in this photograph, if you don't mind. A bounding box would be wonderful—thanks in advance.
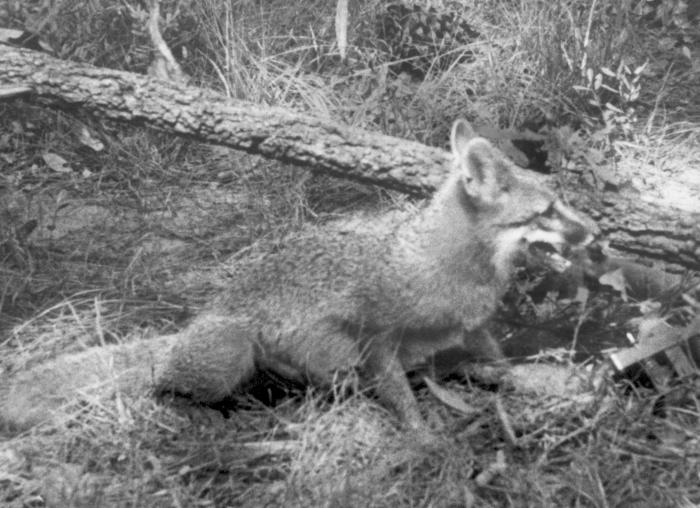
[541,203,556,217]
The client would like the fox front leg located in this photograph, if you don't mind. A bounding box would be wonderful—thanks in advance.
[360,337,438,445]
[460,327,512,386]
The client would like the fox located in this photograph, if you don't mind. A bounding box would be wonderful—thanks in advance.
[0,120,594,436]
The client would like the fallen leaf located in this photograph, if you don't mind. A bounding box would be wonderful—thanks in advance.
[42,153,72,173]
[599,267,627,301]
[78,127,105,152]
[423,376,477,416]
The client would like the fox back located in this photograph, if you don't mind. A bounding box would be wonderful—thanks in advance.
[0,120,594,433]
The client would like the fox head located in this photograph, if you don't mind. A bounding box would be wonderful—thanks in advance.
[447,119,596,277]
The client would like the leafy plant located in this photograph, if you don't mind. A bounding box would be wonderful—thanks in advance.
[572,60,648,139]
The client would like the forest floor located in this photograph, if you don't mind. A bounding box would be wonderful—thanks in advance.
[1,0,700,506]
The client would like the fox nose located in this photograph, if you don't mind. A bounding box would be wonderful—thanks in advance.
[564,221,594,246]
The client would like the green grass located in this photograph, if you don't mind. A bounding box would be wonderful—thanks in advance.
[1,0,699,506]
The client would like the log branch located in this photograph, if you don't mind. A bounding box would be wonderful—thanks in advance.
[1,45,699,271]
[0,45,449,195]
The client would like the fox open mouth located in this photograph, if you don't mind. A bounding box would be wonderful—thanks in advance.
[528,241,571,273]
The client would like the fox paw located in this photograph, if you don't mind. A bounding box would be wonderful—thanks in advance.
[463,363,513,388]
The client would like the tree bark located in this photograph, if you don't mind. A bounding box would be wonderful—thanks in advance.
[1,45,699,271]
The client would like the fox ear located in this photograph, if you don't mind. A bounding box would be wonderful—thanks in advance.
[450,119,477,158]
[450,120,506,205]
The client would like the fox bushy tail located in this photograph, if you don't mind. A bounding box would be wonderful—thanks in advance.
[0,335,172,431]
[0,314,256,431]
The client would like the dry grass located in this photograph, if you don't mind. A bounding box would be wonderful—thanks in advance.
[2,0,700,506]
[2,354,698,506]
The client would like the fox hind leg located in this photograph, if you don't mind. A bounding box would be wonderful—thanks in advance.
[155,313,258,404]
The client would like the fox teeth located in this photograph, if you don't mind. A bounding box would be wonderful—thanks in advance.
[545,251,571,273]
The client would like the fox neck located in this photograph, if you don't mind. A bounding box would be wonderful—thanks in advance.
[403,174,515,291]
